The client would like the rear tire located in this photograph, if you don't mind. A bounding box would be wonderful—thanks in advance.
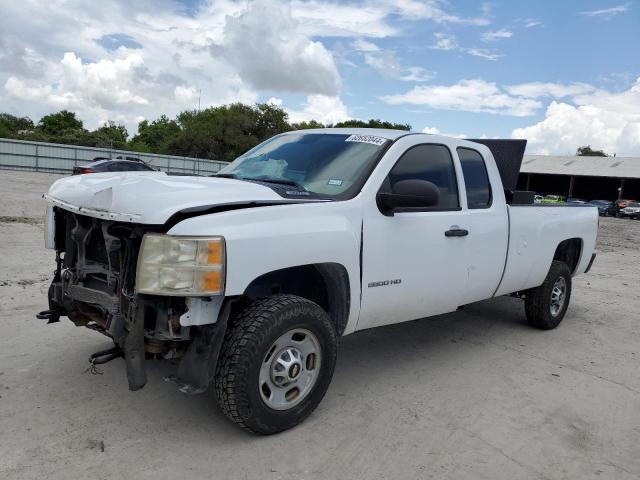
[214,294,337,434]
[525,260,572,330]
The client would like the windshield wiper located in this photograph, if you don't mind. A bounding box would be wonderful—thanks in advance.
[213,172,238,179]
[252,176,306,190]
[214,173,308,193]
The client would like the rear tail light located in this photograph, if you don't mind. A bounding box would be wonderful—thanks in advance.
[79,167,96,174]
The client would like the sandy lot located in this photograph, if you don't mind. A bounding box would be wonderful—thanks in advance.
[1,170,639,480]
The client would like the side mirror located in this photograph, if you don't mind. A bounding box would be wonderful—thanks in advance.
[377,179,440,215]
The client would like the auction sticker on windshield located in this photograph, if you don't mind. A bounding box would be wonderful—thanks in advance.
[345,135,387,146]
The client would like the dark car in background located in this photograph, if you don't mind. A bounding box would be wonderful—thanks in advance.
[589,200,618,217]
[72,156,156,175]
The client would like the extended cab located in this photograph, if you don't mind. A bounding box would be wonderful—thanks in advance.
[40,129,598,434]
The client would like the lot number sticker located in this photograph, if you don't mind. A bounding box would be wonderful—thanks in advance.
[345,134,387,146]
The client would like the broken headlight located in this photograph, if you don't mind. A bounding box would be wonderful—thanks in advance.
[136,234,225,296]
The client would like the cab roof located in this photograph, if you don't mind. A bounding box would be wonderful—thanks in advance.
[286,128,414,140]
[285,127,481,146]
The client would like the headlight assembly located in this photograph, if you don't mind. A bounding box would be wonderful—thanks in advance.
[136,234,225,296]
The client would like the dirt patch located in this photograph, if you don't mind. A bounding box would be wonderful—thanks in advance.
[595,217,640,253]
[0,277,49,287]
[0,216,43,225]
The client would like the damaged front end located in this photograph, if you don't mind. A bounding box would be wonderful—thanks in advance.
[39,207,229,393]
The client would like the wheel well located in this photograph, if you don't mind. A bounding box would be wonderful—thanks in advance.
[553,238,582,274]
[243,263,351,336]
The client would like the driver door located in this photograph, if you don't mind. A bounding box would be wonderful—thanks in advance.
[357,143,470,330]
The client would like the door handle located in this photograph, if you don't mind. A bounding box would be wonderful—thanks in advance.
[445,228,469,237]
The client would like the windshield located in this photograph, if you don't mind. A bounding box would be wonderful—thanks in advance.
[628,202,640,207]
[217,133,389,198]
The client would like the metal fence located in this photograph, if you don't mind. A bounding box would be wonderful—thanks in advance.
[0,138,228,175]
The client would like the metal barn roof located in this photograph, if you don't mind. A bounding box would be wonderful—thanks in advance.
[521,155,640,178]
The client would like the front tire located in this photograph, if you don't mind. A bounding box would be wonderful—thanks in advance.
[214,294,337,434]
[525,260,572,330]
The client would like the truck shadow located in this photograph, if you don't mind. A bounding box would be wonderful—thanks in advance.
[335,295,531,382]
[44,295,536,441]
[157,295,533,435]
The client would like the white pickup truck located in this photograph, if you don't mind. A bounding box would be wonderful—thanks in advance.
[40,128,598,434]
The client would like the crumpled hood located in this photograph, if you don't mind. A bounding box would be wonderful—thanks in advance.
[44,171,293,224]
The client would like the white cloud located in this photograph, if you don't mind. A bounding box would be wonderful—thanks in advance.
[431,33,502,61]
[390,0,491,26]
[400,67,434,82]
[513,77,640,155]
[0,0,349,131]
[432,31,505,61]
[291,1,397,38]
[6,51,150,109]
[431,33,458,50]
[219,0,341,96]
[352,39,380,52]
[0,0,500,134]
[288,0,492,38]
[579,3,630,18]
[463,48,501,61]
[505,82,595,98]
[481,29,513,42]
[357,44,434,82]
[287,94,350,125]
[382,79,541,116]
[422,126,466,138]
[4,77,52,101]
[174,86,199,108]
[522,19,542,28]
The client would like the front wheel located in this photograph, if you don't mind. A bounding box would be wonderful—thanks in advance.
[214,294,337,434]
[525,260,572,330]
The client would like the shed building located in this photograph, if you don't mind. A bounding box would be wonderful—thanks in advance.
[516,155,640,201]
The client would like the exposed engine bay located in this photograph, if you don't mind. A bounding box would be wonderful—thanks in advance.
[40,207,221,392]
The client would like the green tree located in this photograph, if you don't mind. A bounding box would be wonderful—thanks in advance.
[291,120,325,130]
[168,103,292,161]
[97,121,128,144]
[255,103,292,138]
[333,119,411,130]
[1,105,416,160]
[36,110,84,137]
[129,115,180,153]
[0,113,34,138]
[576,145,607,157]
[68,122,129,149]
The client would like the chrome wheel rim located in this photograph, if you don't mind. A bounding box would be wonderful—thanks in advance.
[550,277,567,316]
[259,328,322,411]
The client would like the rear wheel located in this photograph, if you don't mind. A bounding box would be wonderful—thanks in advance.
[214,294,337,434]
[525,260,572,330]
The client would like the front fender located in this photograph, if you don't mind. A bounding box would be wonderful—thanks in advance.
[167,201,363,334]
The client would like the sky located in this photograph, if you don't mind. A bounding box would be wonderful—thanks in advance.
[0,0,638,155]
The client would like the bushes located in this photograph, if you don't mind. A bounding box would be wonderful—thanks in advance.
[0,104,412,161]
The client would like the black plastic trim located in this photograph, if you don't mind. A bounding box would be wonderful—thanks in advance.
[164,199,327,229]
[456,146,493,209]
[394,206,463,214]
[584,253,597,273]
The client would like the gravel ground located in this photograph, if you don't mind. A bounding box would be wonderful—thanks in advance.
[0,170,639,480]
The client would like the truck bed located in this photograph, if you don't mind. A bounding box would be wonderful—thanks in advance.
[495,204,599,296]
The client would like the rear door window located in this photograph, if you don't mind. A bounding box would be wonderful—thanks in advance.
[457,148,491,209]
